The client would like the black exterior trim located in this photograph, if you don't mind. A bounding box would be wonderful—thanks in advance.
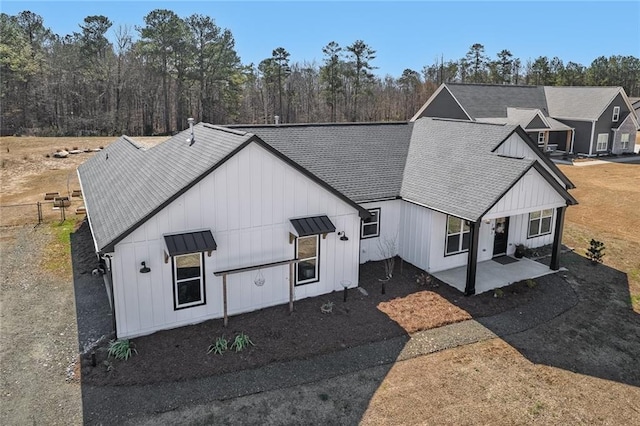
[294,234,320,286]
[164,230,217,256]
[360,208,381,239]
[172,252,206,311]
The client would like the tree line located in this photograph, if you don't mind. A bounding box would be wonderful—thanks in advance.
[2,10,639,136]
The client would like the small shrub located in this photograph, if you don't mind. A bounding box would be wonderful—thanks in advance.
[103,360,113,372]
[207,336,228,355]
[494,288,504,298]
[320,301,334,314]
[586,239,605,264]
[230,332,254,352]
[319,393,329,401]
[416,272,438,288]
[526,279,537,289]
[107,339,137,360]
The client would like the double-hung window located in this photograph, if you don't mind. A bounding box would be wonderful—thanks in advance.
[528,209,553,238]
[361,208,381,238]
[173,252,205,309]
[296,235,319,285]
[445,215,470,255]
[612,106,620,122]
[537,131,546,145]
[620,133,630,150]
[596,133,608,152]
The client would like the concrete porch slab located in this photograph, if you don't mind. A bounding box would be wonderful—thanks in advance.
[432,257,564,295]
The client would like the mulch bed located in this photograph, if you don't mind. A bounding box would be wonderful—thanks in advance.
[81,258,541,387]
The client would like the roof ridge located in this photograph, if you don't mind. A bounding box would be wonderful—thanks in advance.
[448,83,540,89]
[227,121,409,129]
[426,117,509,127]
[202,123,251,136]
[122,135,147,150]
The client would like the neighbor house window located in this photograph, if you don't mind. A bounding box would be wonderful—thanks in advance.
[528,209,553,238]
[620,133,630,150]
[596,133,609,152]
[445,215,470,255]
[173,252,205,309]
[296,235,319,285]
[612,106,620,122]
[361,208,381,238]
[538,132,546,145]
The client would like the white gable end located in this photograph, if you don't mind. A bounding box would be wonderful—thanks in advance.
[483,166,566,219]
[494,133,566,187]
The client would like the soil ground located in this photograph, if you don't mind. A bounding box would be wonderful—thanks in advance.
[1,137,640,425]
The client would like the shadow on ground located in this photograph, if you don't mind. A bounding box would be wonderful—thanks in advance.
[485,251,640,387]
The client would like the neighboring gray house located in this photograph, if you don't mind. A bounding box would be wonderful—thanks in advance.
[79,118,576,338]
[412,83,639,156]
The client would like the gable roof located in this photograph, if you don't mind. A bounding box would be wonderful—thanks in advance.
[544,86,624,120]
[445,83,548,118]
[230,122,413,203]
[401,119,538,221]
[478,107,573,132]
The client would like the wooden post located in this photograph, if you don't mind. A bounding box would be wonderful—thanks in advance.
[223,274,228,327]
[464,221,480,296]
[289,262,294,314]
[550,206,566,271]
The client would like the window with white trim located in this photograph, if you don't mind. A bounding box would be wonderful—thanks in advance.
[173,253,205,309]
[596,133,609,152]
[620,133,630,150]
[612,106,620,122]
[445,215,470,255]
[361,208,381,238]
[296,235,319,285]
[528,209,553,238]
[538,131,546,145]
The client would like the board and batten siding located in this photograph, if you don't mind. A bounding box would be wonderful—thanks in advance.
[397,201,433,272]
[494,133,567,188]
[359,200,401,263]
[111,141,361,338]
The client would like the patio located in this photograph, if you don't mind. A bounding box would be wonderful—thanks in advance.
[432,257,563,295]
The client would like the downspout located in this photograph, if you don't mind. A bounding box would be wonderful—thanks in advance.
[570,128,575,154]
[588,120,596,156]
[102,254,117,338]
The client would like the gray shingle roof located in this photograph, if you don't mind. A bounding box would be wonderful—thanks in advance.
[78,124,254,252]
[401,118,533,221]
[544,86,622,120]
[446,84,548,118]
[231,122,413,203]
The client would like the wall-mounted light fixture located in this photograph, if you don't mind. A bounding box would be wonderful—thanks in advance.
[139,261,151,274]
[338,231,349,241]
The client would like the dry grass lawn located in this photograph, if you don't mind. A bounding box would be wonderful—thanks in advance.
[361,339,640,425]
[559,161,640,311]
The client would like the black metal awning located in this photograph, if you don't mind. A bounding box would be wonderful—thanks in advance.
[164,230,217,256]
[290,215,336,237]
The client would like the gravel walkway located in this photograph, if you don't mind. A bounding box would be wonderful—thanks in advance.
[82,267,579,424]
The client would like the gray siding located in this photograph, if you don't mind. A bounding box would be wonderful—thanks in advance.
[548,131,568,151]
[593,93,630,152]
[417,89,470,120]
[556,119,593,154]
[527,115,548,129]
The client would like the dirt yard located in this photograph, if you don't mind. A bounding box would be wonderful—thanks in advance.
[2,137,639,424]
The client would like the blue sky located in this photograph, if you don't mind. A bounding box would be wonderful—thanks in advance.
[2,1,639,77]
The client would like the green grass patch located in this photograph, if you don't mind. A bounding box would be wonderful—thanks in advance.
[43,219,78,275]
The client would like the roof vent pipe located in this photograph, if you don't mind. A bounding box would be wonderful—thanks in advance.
[187,118,195,144]
[274,115,280,125]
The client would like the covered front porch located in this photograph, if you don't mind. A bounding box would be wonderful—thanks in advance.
[432,256,562,295]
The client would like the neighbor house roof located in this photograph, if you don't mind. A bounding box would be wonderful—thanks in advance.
[478,107,573,131]
[544,86,623,120]
[445,83,548,118]
[402,119,536,221]
[231,122,413,203]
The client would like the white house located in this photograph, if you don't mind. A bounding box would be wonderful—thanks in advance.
[78,118,576,339]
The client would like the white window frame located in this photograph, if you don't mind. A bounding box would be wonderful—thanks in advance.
[527,209,554,238]
[537,131,546,145]
[620,133,630,150]
[361,208,381,239]
[445,215,470,255]
[612,106,620,122]
[173,252,205,309]
[295,234,319,285]
[596,133,609,152]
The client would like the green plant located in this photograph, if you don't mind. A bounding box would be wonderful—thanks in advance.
[515,244,527,258]
[526,279,537,289]
[108,339,137,360]
[230,332,254,352]
[320,301,334,314]
[586,239,605,264]
[494,288,504,298]
[207,336,228,355]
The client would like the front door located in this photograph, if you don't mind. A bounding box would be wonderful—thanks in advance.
[493,217,509,257]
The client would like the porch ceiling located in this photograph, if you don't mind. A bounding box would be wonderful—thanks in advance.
[432,257,563,295]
